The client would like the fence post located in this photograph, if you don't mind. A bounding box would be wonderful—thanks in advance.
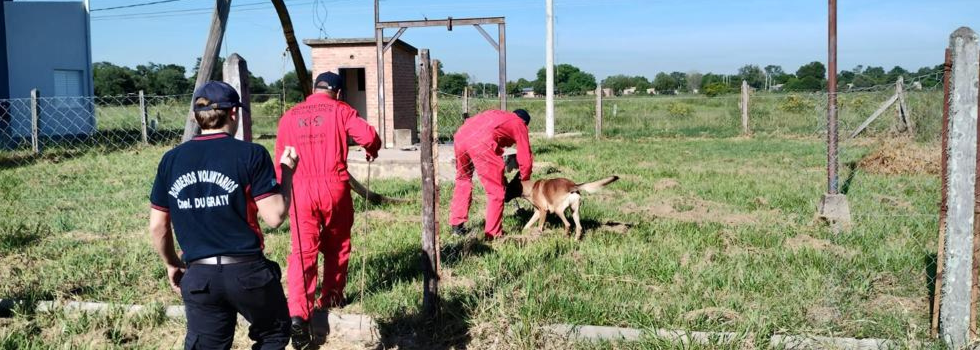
[939,27,980,349]
[30,89,40,155]
[418,49,439,317]
[463,86,469,116]
[139,90,149,145]
[595,85,602,139]
[741,80,750,135]
[223,53,252,142]
[932,48,954,339]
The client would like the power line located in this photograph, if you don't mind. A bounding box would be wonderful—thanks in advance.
[90,0,185,12]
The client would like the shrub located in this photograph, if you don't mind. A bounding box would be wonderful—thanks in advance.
[703,82,731,97]
[778,94,816,114]
[666,102,693,118]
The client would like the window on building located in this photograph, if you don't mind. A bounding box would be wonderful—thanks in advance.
[53,70,83,97]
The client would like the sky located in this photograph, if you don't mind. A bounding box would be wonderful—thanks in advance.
[79,0,980,84]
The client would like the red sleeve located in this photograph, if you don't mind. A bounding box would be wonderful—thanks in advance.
[274,113,290,182]
[345,108,382,158]
[502,119,533,180]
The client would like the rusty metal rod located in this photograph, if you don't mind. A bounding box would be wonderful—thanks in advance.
[826,0,839,194]
[932,48,953,338]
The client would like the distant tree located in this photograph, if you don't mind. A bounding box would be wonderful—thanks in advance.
[796,61,826,80]
[469,82,499,97]
[249,75,270,96]
[601,75,636,94]
[887,66,909,82]
[190,56,225,83]
[686,71,703,93]
[134,63,192,95]
[669,72,688,92]
[652,72,677,93]
[783,76,823,91]
[737,64,765,88]
[93,62,137,96]
[506,78,533,95]
[702,82,731,97]
[533,64,596,95]
[439,72,469,96]
[269,69,311,103]
[700,73,726,89]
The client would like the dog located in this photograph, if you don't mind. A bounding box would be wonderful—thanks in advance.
[505,174,619,240]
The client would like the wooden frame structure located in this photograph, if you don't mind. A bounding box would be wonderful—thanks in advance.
[374,0,506,147]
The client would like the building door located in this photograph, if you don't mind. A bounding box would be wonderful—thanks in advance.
[339,68,367,119]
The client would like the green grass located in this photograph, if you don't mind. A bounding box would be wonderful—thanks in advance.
[0,92,947,348]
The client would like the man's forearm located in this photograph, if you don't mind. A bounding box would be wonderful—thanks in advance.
[151,225,182,267]
[279,167,294,215]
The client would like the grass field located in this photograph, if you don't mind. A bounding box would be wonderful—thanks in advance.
[0,92,947,349]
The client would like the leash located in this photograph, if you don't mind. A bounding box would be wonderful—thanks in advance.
[365,158,373,209]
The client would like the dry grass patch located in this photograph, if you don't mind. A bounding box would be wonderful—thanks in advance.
[858,138,939,175]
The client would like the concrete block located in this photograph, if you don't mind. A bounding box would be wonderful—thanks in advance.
[817,193,851,232]
[394,129,413,147]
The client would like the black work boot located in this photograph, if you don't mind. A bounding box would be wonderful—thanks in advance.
[290,317,312,349]
[311,309,330,347]
[452,224,467,236]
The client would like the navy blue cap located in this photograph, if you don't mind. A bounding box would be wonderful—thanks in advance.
[192,81,242,112]
[315,72,343,91]
[513,109,531,125]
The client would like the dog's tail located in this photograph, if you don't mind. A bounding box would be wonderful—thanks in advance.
[576,176,619,194]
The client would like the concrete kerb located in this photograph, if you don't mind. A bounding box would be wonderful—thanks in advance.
[1,299,378,344]
[541,323,912,349]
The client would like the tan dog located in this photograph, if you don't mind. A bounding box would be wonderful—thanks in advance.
[505,174,619,240]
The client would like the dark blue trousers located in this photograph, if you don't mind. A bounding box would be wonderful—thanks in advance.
[181,258,290,350]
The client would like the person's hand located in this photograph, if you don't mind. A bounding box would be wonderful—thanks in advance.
[166,264,185,293]
[280,146,299,170]
[366,152,377,162]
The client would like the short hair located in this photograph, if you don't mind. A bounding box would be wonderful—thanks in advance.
[193,97,232,129]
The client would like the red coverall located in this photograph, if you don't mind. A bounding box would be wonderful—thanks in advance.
[450,110,533,238]
[275,93,380,320]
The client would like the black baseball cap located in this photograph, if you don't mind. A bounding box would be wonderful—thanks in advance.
[192,81,242,112]
[315,71,343,91]
[513,109,531,125]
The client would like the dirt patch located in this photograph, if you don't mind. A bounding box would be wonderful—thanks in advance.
[784,234,856,257]
[654,178,680,191]
[806,306,842,325]
[598,221,632,234]
[441,269,476,292]
[858,138,940,175]
[869,294,928,314]
[625,198,757,226]
[682,307,741,324]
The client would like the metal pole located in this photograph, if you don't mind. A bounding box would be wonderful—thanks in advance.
[545,0,555,137]
[375,0,388,148]
[498,23,507,110]
[827,0,839,194]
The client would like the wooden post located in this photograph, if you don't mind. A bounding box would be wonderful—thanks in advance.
[30,89,39,155]
[741,80,750,135]
[595,85,602,139]
[933,48,953,339]
[418,49,439,317]
[271,0,312,96]
[463,86,469,116]
[181,0,232,143]
[139,90,149,145]
[896,76,913,133]
[939,27,980,349]
[432,59,440,140]
[223,53,252,142]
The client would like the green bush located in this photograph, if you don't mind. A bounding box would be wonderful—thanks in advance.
[703,82,731,97]
[778,94,816,114]
[666,102,693,118]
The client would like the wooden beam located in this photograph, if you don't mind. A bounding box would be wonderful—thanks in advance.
[382,27,407,53]
[377,17,504,29]
[849,93,899,138]
[473,24,499,51]
[272,0,312,96]
[181,0,232,142]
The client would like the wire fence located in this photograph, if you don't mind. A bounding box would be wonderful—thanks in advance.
[435,82,944,143]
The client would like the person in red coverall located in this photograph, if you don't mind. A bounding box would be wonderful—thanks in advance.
[450,109,533,240]
[274,72,381,349]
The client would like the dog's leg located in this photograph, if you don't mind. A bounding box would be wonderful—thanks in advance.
[537,208,548,232]
[556,206,572,237]
[571,195,583,240]
[523,209,541,231]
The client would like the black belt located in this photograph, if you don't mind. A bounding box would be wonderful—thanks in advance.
[189,255,262,265]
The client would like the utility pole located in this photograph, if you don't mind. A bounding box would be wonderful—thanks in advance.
[545,0,555,138]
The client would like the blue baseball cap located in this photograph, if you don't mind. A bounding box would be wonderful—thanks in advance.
[192,81,241,112]
[513,109,531,125]
[315,72,343,91]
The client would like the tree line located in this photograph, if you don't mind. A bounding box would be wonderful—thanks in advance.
[95,58,944,100]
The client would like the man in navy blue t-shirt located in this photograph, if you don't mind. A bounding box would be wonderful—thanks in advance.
[149,81,299,349]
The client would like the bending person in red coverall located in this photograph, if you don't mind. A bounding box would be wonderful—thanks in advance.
[450,109,533,240]
[274,72,381,349]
